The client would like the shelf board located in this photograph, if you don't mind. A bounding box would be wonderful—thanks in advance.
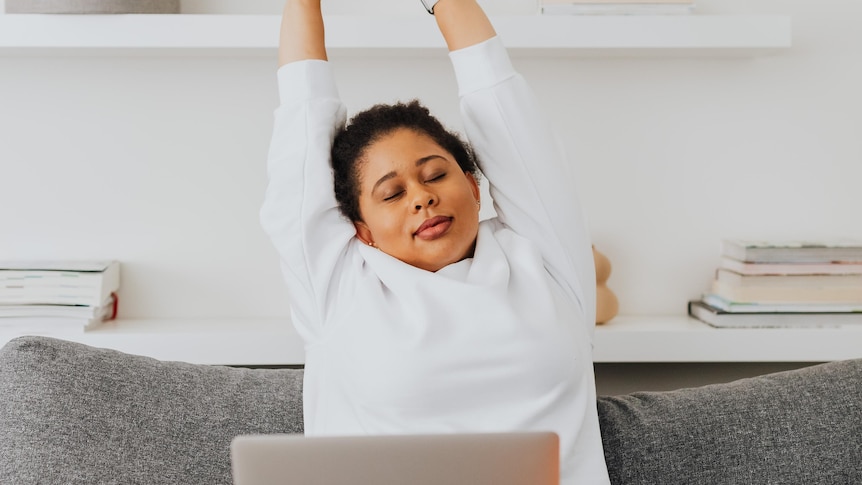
[0,14,791,57]
[0,318,304,366]
[594,315,862,363]
[2,314,860,366]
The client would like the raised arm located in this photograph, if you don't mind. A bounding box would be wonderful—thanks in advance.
[279,0,327,66]
[433,0,496,51]
[262,1,352,337]
[442,9,598,328]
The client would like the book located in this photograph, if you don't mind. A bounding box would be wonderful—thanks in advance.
[543,0,693,3]
[0,293,118,330]
[0,260,117,272]
[702,293,862,314]
[0,260,120,307]
[711,280,862,304]
[0,293,117,319]
[718,257,862,276]
[721,240,862,264]
[688,300,862,328]
[541,0,694,15]
[715,268,862,289]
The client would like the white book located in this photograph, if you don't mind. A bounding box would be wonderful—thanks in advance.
[0,260,120,307]
[703,293,862,314]
[721,240,862,264]
[719,257,862,276]
[541,0,694,15]
[0,260,116,272]
[0,293,117,318]
[689,300,862,329]
[0,293,117,330]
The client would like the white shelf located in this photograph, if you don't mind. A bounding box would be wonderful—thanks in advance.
[0,14,791,57]
[2,315,860,366]
[0,318,304,366]
[593,315,862,363]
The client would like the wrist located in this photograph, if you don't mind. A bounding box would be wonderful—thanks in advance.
[420,0,440,14]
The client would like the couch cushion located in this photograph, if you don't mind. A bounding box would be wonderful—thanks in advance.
[0,336,303,485]
[597,359,862,485]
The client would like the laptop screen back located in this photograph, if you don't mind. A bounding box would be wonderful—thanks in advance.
[231,432,559,485]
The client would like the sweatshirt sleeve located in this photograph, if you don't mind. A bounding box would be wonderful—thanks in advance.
[259,60,354,341]
[450,37,597,330]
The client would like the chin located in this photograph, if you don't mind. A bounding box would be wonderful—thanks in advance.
[430,245,475,272]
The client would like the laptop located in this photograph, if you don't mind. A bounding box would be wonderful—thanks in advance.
[231,432,560,485]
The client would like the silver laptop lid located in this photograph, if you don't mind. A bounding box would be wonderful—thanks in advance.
[231,432,559,485]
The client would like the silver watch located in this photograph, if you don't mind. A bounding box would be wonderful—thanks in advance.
[420,0,440,14]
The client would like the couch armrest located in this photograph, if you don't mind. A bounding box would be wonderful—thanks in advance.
[0,336,304,485]
[597,359,862,485]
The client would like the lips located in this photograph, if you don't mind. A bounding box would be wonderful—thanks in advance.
[414,216,453,240]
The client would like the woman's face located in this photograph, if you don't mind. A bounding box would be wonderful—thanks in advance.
[354,128,481,273]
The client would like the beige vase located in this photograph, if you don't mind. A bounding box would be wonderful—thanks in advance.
[593,246,619,324]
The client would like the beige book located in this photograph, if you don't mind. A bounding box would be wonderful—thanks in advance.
[712,280,862,304]
[542,0,693,4]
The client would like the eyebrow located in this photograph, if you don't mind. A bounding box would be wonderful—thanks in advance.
[371,155,446,194]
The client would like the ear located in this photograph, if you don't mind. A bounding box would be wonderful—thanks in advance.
[466,172,480,204]
[354,220,375,247]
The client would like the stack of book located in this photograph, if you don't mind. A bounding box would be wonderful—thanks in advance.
[689,240,862,328]
[541,0,695,15]
[0,260,120,332]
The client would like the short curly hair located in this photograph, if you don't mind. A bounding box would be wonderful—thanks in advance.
[331,100,480,223]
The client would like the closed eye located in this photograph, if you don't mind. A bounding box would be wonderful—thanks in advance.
[383,191,404,202]
[427,172,446,182]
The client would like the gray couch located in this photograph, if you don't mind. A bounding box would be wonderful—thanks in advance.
[1,336,859,484]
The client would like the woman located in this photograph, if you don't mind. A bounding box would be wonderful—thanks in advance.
[260,0,610,482]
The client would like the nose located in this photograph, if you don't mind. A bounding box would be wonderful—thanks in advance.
[412,191,436,211]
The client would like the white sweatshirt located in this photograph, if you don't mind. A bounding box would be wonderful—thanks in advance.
[261,37,610,484]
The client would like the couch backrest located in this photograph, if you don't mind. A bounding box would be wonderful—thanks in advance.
[2,336,860,485]
[0,336,303,485]
[597,358,862,484]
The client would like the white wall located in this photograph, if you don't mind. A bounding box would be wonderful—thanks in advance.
[1,0,860,321]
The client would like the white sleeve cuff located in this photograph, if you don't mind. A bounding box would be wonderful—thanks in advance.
[448,36,517,96]
[276,60,340,105]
